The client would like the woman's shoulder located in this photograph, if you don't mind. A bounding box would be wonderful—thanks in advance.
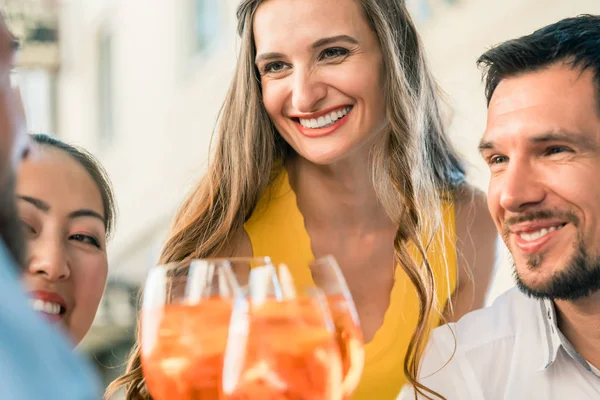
[216,228,254,258]
[452,183,495,238]
[444,182,501,321]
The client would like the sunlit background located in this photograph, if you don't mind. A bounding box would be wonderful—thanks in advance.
[5,0,600,396]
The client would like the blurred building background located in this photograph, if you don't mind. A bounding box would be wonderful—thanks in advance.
[5,0,600,395]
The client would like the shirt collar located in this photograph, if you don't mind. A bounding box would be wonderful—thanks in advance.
[538,298,600,377]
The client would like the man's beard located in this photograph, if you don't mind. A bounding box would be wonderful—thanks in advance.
[512,241,600,301]
[0,173,26,269]
[504,209,600,301]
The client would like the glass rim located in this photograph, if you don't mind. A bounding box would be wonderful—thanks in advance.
[232,285,336,332]
[310,255,351,290]
[235,284,327,298]
[310,255,361,324]
[149,256,273,271]
[198,256,273,264]
[312,254,339,266]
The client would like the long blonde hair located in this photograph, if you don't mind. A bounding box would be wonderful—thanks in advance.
[106,1,464,399]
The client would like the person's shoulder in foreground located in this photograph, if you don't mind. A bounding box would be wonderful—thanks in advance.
[0,241,101,400]
[0,12,100,400]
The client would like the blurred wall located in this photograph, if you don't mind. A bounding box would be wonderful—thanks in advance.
[56,0,242,286]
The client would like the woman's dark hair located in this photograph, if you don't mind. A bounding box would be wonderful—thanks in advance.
[31,133,117,238]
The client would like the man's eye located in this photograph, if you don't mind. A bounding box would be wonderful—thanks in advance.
[489,155,508,165]
[546,146,569,155]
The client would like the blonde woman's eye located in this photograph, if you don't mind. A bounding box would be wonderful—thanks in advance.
[263,62,287,74]
[320,47,349,60]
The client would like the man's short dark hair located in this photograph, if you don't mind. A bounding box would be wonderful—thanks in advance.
[477,14,600,109]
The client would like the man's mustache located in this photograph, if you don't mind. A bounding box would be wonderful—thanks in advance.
[502,209,579,238]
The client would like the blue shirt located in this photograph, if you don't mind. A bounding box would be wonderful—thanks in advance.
[0,240,101,399]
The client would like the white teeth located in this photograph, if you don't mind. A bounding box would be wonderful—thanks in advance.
[29,299,62,315]
[298,106,351,129]
[519,225,559,242]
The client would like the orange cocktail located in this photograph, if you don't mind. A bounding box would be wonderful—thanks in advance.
[327,294,365,398]
[142,298,233,400]
[224,297,343,400]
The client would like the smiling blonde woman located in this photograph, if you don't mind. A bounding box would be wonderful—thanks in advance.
[108,1,499,399]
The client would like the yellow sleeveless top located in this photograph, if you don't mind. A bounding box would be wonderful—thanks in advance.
[244,169,457,399]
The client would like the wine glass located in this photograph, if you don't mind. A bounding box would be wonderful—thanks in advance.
[309,256,365,399]
[140,257,274,400]
[222,268,343,400]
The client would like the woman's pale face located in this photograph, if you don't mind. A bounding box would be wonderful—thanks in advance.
[253,0,387,165]
[17,147,108,345]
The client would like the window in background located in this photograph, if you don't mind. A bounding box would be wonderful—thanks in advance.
[4,0,60,135]
[407,0,458,23]
[15,68,58,135]
[192,0,220,54]
[97,28,114,146]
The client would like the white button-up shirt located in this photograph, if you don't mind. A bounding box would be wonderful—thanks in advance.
[398,287,600,400]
